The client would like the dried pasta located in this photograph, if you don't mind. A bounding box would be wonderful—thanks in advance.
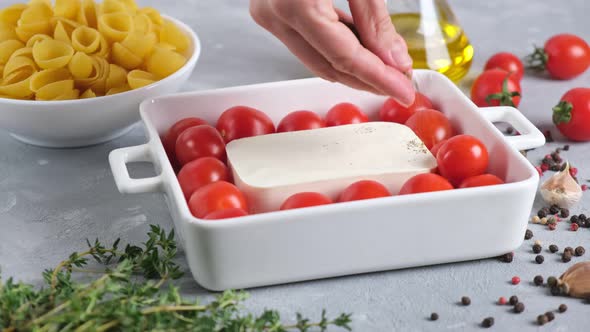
[0,0,191,101]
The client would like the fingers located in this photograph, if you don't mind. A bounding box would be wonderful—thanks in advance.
[348,0,413,73]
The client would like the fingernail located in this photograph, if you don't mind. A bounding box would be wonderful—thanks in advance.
[390,46,413,71]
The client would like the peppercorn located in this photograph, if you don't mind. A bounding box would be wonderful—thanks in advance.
[544,130,554,142]
[499,252,513,263]
[533,244,542,254]
[551,286,561,296]
[540,217,548,225]
[506,126,514,134]
[571,215,579,223]
[550,165,561,171]
[570,167,578,177]
[534,275,544,286]
[565,247,574,254]
[582,184,588,192]
[511,276,520,285]
[481,317,494,328]
[532,215,540,224]
[548,224,557,231]
[547,276,558,288]
[562,251,572,263]
[538,209,547,218]
[558,304,567,313]
[549,244,559,253]
[461,296,471,306]
[514,302,525,313]
[535,255,544,264]
[549,206,559,215]
[430,312,439,321]
[498,297,507,305]
[571,223,580,231]
[537,314,549,325]
[575,246,585,256]
[564,144,570,151]
[580,214,587,221]
[545,312,555,321]
[547,216,557,225]
[524,229,533,240]
[560,208,570,218]
[534,239,542,246]
[509,295,519,305]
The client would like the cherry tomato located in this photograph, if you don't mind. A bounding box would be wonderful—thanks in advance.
[552,87,590,141]
[398,173,453,195]
[280,192,333,210]
[177,157,229,200]
[471,69,521,107]
[204,208,248,220]
[189,181,247,218]
[405,109,454,150]
[277,110,325,132]
[459,174,504,188]
[484,52,524,81]
[528,34,590,80]
[216,106,275,143]
[430,139,447,156]
[325,103,369,126]
[437,135,489,186]
[175,125,226,166]
[379,92,434,124]
[163,117,208,167]
[339,180,391,202]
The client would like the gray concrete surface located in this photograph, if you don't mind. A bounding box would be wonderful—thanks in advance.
[1,0,590,330]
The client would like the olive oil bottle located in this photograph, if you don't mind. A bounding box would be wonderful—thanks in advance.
[387,0,473,82]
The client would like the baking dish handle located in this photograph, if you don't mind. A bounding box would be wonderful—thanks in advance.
[109,144,164,194]
[479,106,546,151]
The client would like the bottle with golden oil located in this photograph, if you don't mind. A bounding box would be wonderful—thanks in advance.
[387,0,473,82]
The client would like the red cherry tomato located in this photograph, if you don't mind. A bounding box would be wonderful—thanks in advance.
[280,192,333,210]
[405,109,454,150]
[398,173,453,195]
[204,208,248,220]
[163,117,208,167]
[339,180,391,202]
[177,157,229,200]
[189,181,247,219]
[430,139,448,156]
[216,106,275,143]
[553,88,590,141]
[528,34,590,80]
[437,135,489,186]
[325,102,369,126]
[484,52,524,81]
[459,174,504,188]
[471,69,521,107]
[175,125,226,166]
[379,92,434,124]
[277,110,325,132]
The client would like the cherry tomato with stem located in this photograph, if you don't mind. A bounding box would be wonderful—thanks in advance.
[459,174,504,188]
[204,208,248,220]
[398,173,453,195]
[280,192,333,210]
[189,181,248,219]
[325,103,369,126]
[175,125,226,166]
[277,110,325,132]
[552,87,590,141]
[216,106,275,143]
[484,52,524,81]
[405,109,454,150]
[339,180,391,202]
[437,135,489,186]
[177,157,229,200]
[379,92,434,124]
[527,34,590,80]
[471,69,521,107]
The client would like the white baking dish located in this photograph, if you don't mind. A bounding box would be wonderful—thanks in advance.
[109,70,545,291]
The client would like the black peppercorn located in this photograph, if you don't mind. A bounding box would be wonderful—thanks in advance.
[564,144,570,151]
[499,252,513,263]
[514,302,525,313]
[545,312,555,321]
[535,255,544,264]
[549,244,559,253]
[533,244,542,254]
[509,295,519,306]
[538,209,547,218]
[558,304,567,313]
[560,208,569,218]
[481,317,494,328]
[537,314,548,325]
[524,229,533,240]
[534,275,544,286]
[461,296,471,306]
[430,312,439,321]
[580,214,587,221]
[549,206,559,214]
[562,251,572,263]
[551,286,561,296]
[575,246,585,256]
[548,276,558,287]
[565,247,574,254]
[571,215,579,223]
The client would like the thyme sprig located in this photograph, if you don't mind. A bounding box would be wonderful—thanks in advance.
[0,225,352,331]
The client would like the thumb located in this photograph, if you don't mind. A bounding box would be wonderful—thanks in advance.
[348,0,413,73]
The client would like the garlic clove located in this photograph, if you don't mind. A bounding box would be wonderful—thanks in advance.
[540,162,582,209]
[559,261,590,299]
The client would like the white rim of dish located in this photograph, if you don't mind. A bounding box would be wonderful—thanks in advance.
[0,14,201,106]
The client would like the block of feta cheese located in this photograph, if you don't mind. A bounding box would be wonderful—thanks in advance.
[226,122,437,213]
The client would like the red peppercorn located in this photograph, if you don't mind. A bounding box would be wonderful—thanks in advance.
[498,297,507,305]
[556,216,561,222]
[535,166,543,176]
[544,154,551,159]
[548,224,557,231]
[582,184,588,191]
[570,167,578,177]
[541,164,549,171]
[511,276,520,285]
[571,223,579,231]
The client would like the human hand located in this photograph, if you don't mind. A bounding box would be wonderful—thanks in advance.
[250,0,415,105]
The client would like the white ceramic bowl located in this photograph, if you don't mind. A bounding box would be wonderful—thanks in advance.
[0,15,200,148]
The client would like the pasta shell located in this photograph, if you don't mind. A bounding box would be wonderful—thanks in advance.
[120,31,156,59]
[30,68,72,92]
[77,0,98,29]
[9,47,34,61]
[105,63,127,91]
[0,22,19,42]
[32,39,75,69]
[98,12,133,43]
[145,47,186,78]
[35,79,75,100]
[4,56,37,78]
[15,22,52,43]
[68,51,93,79]
[127,69,157,89]
[160,20,189,53]
[0,39,25,64]
[106,83,130,95]
[0,67,35,98]
[0,4,28,26]
[133,13,153,34]
[111,42,142,70]
[53,87,80,100]
[54,0,81,20]
[138,7,162,26]
[71,26,101,53]
[25,34,52,48]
